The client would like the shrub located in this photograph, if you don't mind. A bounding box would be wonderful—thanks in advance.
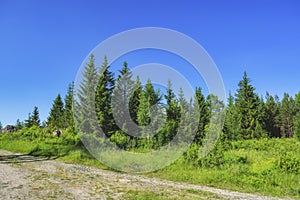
[276,153,300,173]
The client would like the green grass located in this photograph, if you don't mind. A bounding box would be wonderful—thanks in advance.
[148,139,300,198]
[122,189,225,200]
[1,128,299,198]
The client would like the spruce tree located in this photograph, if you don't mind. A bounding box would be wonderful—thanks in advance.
[64,82,75,129]
[112,62,135,132]
[145,79,161,106]
[235,72,261,139]
[32,106,40,127]
[279,93,295,138]
[76,54,99,134]
[223,92,240,140]
[177,88,194,144]
[129,76,142,124]
[163,80,180,143]
[95,56,115,136]
[263,92,280,137]
[194,87,209,144]
[25,113,33,128]
[48,94,64,129]
[137,91,151,127]
[0,121,2,130]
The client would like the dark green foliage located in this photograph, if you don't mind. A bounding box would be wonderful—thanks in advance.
[47,94,64,129]
[194,87,209,144]
[32,106,40,127]
[24,113,33,128]
[162,80,180,144]
[24,106,40,128]
[137,90,151,127]
[235,72,265,139]
[64,82,75,129]
[262,93,280,137]
[95,55,115,136]
[129,76,142,125]
[293,92,300,140]
[223,92,240,140]
[0,121,2,130]
[279,93,295,138]
[145,79,161,106]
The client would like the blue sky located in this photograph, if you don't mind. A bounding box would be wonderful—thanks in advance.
[0,0,299,126]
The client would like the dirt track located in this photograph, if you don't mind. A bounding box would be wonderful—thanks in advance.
[0,150,291,200]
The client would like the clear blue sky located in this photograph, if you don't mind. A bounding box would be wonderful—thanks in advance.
[0,0,299,126]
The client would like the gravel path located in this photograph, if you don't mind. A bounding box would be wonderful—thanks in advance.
[0,149,292,200]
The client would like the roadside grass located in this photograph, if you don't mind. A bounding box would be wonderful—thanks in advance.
[122,189,226,200]
[148,139,300,198]
[0,127,299,198]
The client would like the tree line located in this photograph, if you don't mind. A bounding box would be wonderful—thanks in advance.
[4,54,300,147]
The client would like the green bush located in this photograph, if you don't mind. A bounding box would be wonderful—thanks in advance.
[277,153,300,173]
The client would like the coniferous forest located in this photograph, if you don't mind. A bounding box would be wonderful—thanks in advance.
[1,54,300,197]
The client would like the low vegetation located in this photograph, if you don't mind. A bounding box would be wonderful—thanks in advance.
[0,127,299,198]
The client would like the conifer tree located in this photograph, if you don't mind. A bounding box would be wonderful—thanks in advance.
[177,88,194,144]
[137,91,151,127]
[0,121,2,130]
[48,94,64,129]
[194,87,209,144]
[294,92,300,140]
[64,82,75,129]
[95,56,115,136]
[76,54,98,134]
[25,113,33,128]
[129,76,142,124]
[279,93,295,137]
[235,72,261,139]
[163,80,180,143]
[263,92,280,137]
[112,62,135,132]
[223,92,240,140]
[144,79,161,106]
[32,106,40,127]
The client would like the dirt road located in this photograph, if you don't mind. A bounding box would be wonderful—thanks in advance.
[0,150,290,199]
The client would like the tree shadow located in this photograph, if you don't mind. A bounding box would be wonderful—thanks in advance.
[0,153,57,164]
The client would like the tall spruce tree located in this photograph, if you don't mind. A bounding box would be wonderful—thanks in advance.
[95,56,115,136]
[112,62,135,132]
[194,87,209,144]
[64,82,75,129]
[0,121,2,130]
[48,94,64,129]
[223,92,240,140]
[279,93,295,138]
[163,80,180,143]
[263,92,280,137]
[235,72,261,139]
[129,76,142,125]
[76,54,98,134]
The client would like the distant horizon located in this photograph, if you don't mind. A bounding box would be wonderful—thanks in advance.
[1,0,299,126]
